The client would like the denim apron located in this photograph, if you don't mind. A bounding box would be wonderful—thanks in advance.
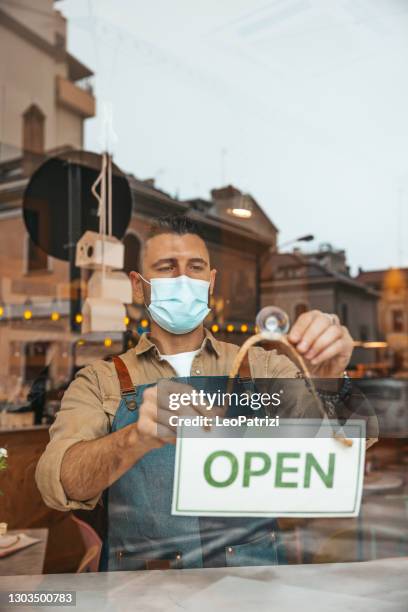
[101,359,284,571]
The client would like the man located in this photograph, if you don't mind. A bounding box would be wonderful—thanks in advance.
[36,215,364,570]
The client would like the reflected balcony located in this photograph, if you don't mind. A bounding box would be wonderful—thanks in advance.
[56,75,96,119]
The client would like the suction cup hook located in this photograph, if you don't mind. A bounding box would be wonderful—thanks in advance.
[256,306,290,336]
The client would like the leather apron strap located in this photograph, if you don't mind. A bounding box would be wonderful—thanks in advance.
[112,356,137,410]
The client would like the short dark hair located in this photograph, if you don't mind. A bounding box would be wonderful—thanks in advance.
[147,214,204,240]
[139,214,207,271]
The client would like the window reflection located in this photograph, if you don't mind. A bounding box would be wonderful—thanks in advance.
[0,0,406,592]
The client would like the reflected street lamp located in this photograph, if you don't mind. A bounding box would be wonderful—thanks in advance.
[273,234,314,253]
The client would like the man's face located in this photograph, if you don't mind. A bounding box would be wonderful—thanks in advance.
[130,233,217,305]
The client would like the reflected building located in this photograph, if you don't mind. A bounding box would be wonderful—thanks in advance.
[261,244,380,367]
[0,0,96,403]
[356,267,408,371]
[0,5,277,399]
[0,0,95,161]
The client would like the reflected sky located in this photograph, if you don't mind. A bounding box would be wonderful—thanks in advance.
[59,0,408,272]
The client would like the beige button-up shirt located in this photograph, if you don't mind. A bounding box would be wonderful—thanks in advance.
[35,330,304,512]
[35,329,376,512]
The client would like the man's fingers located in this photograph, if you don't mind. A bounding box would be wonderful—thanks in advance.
[173,399,213,419]
[141,382,216,440]
[309,339,344,366]
[155,407,179,430]
[137,413,175,444]
[287,311,353,376]
[288,310,319,344]
[159,379,194,398]
[139,396,177,440]
[155,406,211,433]
[158,382,219,418]
[304,324,343,361]
[295,315,333,354]
[142,384,158,403]
[142,401,178,430]
[145,401,212,435]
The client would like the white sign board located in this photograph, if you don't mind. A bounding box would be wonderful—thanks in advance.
[172,421,365,518]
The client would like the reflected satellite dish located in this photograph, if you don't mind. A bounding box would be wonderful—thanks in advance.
[22,150,132,261]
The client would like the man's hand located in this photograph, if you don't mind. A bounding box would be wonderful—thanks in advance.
[288,310,353,378]
[138,380,221,446]
[60,380,220,504]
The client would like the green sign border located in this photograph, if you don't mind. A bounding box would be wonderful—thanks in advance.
[174,421,364,516]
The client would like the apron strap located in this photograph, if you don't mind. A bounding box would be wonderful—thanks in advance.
[112,356,137,410]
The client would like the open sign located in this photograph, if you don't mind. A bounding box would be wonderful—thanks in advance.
[172,421,365,518]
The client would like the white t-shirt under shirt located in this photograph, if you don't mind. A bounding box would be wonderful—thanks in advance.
[160,350,200,378]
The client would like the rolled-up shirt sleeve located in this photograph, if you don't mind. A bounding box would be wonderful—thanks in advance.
[35,365,110,512]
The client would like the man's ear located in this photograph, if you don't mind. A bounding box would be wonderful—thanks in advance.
[209,269,217,295]
[129,271,145,305]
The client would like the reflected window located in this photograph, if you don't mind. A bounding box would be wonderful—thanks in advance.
[23,104,45,154]
[392,309,404,332]
[340,303,348,325]
[24,342,49,383]
[27,236,49,273]
[360,324,369,341]
[123,232,141,274]
[294,303,308,319]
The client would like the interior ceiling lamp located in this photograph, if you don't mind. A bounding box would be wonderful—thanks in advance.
[227,193,253,219]
[76,153,132,333]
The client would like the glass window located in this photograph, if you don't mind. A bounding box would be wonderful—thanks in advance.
[0,2,406,601]
[294,303,308,319]
[392,309,404,332]
[22,104,45,154]
[26,237,49,273]
[340,303,348,326]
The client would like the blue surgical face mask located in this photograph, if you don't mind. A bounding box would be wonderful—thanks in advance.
[139,274,211,335]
